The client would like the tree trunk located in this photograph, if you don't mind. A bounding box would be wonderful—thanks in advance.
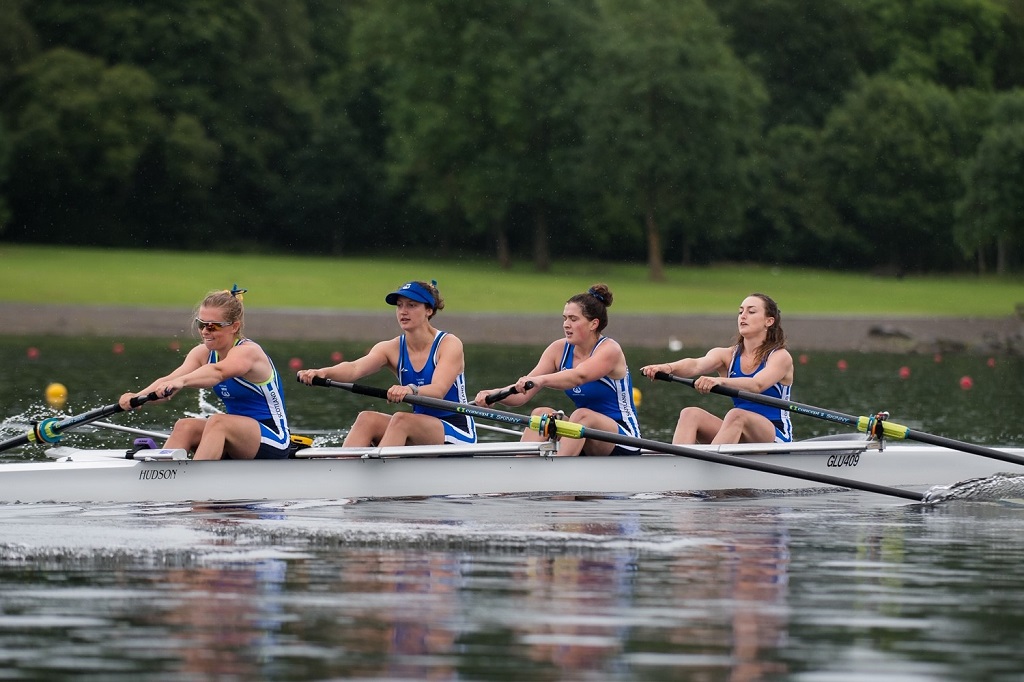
[532,205,550,273]
[680,234,692,265]
[494,220,511,270]
[645,202,665,282]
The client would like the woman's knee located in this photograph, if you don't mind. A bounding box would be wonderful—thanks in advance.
[721,408,754,426]
[172,417,206,435]
[679,406,706,421]
[387,412,415,430]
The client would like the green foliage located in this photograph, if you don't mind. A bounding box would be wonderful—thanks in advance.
[3,48,165,243]
[1,0,1024,273]
[0,121,10,234]
[349,0,593,267]
[955,89,1024,271]
[576,0,765,276]
[861,0,1006,89]
[745,125,851,264]
[820,75,970,271]
[0,0,38,84]
[708,0,871,128]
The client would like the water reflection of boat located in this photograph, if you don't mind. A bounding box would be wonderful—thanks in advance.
[0,438,1022,504]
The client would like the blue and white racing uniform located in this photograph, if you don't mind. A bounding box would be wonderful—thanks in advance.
[558,337,641,455]
[727,349,793,443]
[397,331,477,444]
[209,339,291,459]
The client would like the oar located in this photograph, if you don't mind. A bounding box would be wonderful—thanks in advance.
[0,393,158,453]
[304,376,923,502]
[90,421,170,440]
[484,384,526,404]
[652,371,1024,467]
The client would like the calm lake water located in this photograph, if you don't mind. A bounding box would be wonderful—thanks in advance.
[1,336,1023,680]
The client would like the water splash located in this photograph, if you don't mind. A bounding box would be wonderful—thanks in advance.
[0,402,66,438]
[181,388,223,418]
[924,473,1024,504]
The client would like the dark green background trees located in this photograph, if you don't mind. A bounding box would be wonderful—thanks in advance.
[1,0,1022,275]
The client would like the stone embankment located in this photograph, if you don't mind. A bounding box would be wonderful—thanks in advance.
[1,303,1021,354]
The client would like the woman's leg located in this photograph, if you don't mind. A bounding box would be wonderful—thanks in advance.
[673,406,723,444]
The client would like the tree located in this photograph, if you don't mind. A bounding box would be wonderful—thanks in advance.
[349,0,591,270]
[819,75,971,272]
[22,0,321,248]
[4,48,165,244]
[575,0,765,280]
[0,121,11,235]
[744,125,850,266]
[955,90,1024,273]
[707,0,871,128]
[860,0,1006,90]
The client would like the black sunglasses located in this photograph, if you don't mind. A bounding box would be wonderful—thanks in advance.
[195,318,233,332]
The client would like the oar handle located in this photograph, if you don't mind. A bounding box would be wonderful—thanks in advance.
[303,375,536,406]
[654,371,741,399]
[306,375,387,398]
[484,381,535,405]
[129,392,159,409]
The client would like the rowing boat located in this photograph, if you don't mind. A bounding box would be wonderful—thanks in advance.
[1,438,1022,504]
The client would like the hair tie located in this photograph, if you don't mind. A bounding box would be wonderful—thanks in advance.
[230,284,247,302]
[431,279,438,288]
[587,287,606,304]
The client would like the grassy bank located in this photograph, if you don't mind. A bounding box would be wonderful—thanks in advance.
[1,244,1021,316]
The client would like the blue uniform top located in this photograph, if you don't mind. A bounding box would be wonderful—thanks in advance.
[728,348,793,443]
[558,337,641,439]
[209,339,290,451]
[397,331,476,443]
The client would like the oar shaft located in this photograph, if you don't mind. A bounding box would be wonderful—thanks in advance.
[91,421,171,440]
[575,425,923,502]
[322,379,535,429]
[309,377,923,501]
[654,372,861,428]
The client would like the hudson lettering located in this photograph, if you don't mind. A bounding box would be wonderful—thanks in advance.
[139,469,178,481]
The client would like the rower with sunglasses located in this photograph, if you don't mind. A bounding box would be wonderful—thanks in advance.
[119,285,291,460]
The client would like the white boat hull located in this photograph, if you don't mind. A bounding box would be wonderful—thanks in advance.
[1,440,1022,504]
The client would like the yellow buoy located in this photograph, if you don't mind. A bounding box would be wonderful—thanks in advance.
[45,382,68,409]
[632,387,643,407]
